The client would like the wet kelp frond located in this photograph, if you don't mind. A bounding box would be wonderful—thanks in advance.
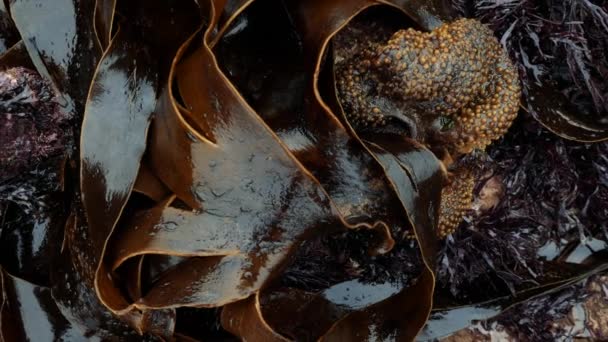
[1,0,608,341]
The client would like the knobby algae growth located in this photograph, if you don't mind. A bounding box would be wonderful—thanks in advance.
[337,18,520,153]
[336,18,521,237]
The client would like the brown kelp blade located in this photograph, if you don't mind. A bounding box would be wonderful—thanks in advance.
[253,277,418,341]
[77,0,202,328]
[51,208,176,338]
[107,0,349,313]
[209,0,256,47]
[230,265,435,341]
[361,135,445,265]
[321,270,435,342]
[132,161,171,202]
[217,1,447,340]
[298,0,445,338]
[79,26,158,318]
[0,267,85,341]
[9,0,101,113]
[213,0,403,247]
[94,0,116,50]
[222,294,289,342]
[7,0,603,340]
[525,82,608,142]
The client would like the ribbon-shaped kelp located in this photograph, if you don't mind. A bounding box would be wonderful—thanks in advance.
[79,0,202,331]
[9,0,101,115]
[214,0,449,340]
[524,82,608,142]
[2,0,608,341]
[82,0,393,335]
[0,266,82,341]
[419,260,608,340]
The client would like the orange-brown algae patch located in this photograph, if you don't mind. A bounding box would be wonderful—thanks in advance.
[437,168,475,238]
[336,18,521,154]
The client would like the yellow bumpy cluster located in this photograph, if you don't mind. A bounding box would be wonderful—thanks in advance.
[437,168,475,238]
[337,18,521,153]
[337,18,521,238]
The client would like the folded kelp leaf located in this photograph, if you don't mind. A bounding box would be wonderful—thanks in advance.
[79,0,396,336]
[78,0,201,329]
[0,266,85,341]
[132,161,171,202]
[524,82,608,142]
[213,0,407,243]
[215,0,449,340]
[209,0,255,46]
[419,260,608,341]
[226,271,434,341]
[80,24,159,318]
[9,0,101,115]
[94,0,116,50]
[6,0,607,340]
[2,256,160,340]
[52,207,174,339]
[112,0,353,313]
[321,270,435,342]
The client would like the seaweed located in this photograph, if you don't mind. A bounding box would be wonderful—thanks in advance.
[1,0,608,341]
[454,0,608,132]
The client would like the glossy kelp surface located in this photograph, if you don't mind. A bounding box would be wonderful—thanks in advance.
[10,0,100,115]
[1,0,608,341]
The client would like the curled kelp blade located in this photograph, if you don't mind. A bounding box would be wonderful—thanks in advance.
[224,263,431,341]
[104,0,350,314]
[132,161,171,202]
[360,135,445,265]
[222,294,289,342]
[94,0,117,50]
[251,276,423,341]
[208,0,256,48]
[77,0,201,328]
[525,82,608,142]
[213,0,403,247]
[9,0,101,114]
[0,267,86,341]
[302,1,445,338]
[321,270,435,342]
[419,261,608,341]
[216,1,448,340]
[80,24,158,314]
[51,208,174,339]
